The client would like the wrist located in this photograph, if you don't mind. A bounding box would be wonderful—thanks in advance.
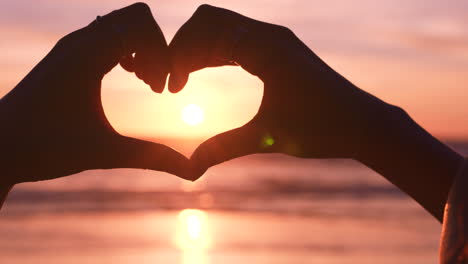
[355,99,464,220]
[354,99,407,163]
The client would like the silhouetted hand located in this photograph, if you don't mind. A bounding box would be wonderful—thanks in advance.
[0,3,191,187]
[169,5,394,177]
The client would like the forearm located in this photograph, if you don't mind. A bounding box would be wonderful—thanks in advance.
[440,158,468,263]
[0,96,19,209]
[356,98,464,222]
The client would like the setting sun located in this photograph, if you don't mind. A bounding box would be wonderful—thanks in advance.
[182,104,204,126]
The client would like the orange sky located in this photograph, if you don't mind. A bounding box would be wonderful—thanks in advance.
[1,0,468,146]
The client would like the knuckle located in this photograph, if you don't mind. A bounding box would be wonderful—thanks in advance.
[276,25,295,37]
[54,30,79,49]
[55,35,70,48]
[119,2,153,21]
[129,2,151,14]
[57,31,75,45]
[194,4,222,19]
[196,4,216,14]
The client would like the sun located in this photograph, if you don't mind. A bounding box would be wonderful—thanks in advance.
[182,104,204,126]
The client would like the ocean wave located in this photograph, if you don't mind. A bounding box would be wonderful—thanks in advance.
[3,180,418,219]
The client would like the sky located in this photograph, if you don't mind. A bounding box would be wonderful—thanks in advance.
[1,0,468,145]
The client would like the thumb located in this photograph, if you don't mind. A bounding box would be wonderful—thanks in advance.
[190,122,274,180]
[167,4,243,93]
[102,136,192,180]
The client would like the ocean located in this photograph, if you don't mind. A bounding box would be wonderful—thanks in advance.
[1,141,467,264]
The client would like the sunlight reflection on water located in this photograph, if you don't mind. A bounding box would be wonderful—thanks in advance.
[176,209,211,264]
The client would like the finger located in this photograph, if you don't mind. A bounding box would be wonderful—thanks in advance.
[168,69,189,93]
[190,122,273,180]
[134,50,168,93]
[119,54,135,72]
[104,136,192,180]
[168,4,244,93]
[91,3,170,89]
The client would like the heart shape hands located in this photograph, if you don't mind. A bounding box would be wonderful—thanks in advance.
[4,2,463,233]
[2,3,392,187]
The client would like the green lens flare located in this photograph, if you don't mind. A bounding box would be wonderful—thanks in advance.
[262,135,275,147]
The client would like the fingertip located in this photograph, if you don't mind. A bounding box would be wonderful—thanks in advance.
[189,140,222,177]
[135,69,168,93]
[150,78,166,93]
[175,161,197,181]
[151,72,169,93]
[168,73,188,93]
[151,86,164,93]
[119,55,135,72]
[149,143,193,181]
[188,155,210,181]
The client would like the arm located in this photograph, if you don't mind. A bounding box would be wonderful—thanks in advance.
[169,5,464,221]
[440,158,468,263]
[356,103,464,222]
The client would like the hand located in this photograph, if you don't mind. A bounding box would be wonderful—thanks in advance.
[169,5,394,177]
[0,3,191,187]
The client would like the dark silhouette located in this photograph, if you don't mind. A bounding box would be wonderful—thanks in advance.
[171,4,463,220]
[0,2,466,263]
[0,3,192,203]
